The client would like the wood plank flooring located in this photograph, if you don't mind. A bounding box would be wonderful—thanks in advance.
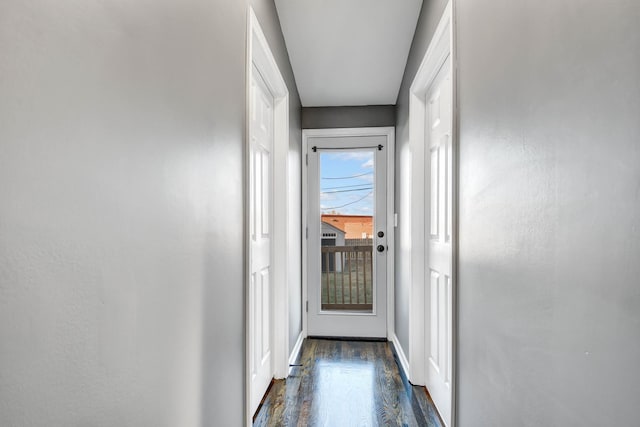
[254,338,444,427]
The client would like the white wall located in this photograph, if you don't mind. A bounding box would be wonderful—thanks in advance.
[456,1,640,425]
[0,0,301,425]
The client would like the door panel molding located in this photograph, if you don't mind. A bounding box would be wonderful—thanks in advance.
[407,1,456,426]
[246,7,290,425]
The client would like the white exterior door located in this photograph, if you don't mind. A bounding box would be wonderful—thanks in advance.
[305,130,393,338]
[425,62,453,426]
[249,65,274,415]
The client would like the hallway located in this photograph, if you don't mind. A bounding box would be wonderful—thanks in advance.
[254,339,443,426]
[1,0,639,425]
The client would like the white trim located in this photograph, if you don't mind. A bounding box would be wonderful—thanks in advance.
[302,127,395,339]
[299,131,308,339]
[407,0,454,387]
[288,331,305,375]
[391,333,410,380]
[408,0,451,384]
[301,139,309,339]
[407,0,456,425]
[246,7,290,425]
[386,129,396,340]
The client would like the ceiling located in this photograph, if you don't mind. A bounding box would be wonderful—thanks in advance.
[274,0,423,107]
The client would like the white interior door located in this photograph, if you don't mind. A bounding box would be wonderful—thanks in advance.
[306,131,391,338]
[425,62,453,426]
[249,65,274,416]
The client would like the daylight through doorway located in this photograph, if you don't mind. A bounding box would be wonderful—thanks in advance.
[319,150,375,313]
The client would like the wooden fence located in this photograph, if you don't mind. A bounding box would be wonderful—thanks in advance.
[321,245,373,311]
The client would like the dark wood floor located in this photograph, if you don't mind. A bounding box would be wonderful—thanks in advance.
[254,338,444,427]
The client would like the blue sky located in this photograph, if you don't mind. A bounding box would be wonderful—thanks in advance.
[320,151,374,215]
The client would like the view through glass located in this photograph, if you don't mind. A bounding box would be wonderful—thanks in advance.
[319,150,375,312]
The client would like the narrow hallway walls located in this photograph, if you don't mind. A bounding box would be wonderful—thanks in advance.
[0,0,301,425]
[395,0,640,425]
[455,1,640,425]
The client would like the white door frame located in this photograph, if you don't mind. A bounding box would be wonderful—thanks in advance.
[302,127,395,340]
[245,7,290,425]
[407,0,457,425]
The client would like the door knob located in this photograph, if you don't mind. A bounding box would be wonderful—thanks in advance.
[377,245,385,253]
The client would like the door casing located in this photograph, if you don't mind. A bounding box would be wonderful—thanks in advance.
[245,7,290,426]
[405,1,458,425]
[302,127,395,340]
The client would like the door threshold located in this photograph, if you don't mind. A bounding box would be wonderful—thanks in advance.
[307,335,387,342]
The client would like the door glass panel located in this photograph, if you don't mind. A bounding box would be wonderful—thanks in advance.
[319,150,375,313]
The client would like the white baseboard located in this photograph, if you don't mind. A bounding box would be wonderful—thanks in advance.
[288,331,304,375]
[391,333,411,381]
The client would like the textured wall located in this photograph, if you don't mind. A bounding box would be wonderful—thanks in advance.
[0,0,300,425]
[395,1,640,425]
[302,105,395,129]
[456,1,640,425]
[393,0,449,360]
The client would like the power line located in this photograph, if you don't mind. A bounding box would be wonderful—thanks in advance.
[321,191,373,210]
[321,171,373,180]
[321,183,372,191]
[321,187,373,194]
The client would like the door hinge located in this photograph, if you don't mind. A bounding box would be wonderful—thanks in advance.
[305,153,308,165]
[306,301,309,312]
[306,227,308,239]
